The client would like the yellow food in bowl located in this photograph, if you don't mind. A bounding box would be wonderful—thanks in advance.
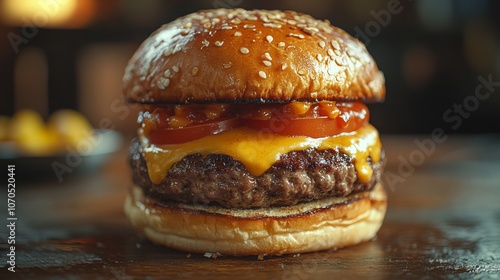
[48,109,95,151]
[1,109,95,155]
[10,110,46,141]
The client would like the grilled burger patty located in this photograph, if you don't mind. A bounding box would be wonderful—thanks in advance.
[130,139,385,209]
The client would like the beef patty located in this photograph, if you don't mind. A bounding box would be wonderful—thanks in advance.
[130,139,385,209]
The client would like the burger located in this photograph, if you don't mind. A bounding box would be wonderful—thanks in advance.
[123,8,386,256]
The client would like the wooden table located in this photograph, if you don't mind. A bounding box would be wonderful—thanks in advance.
[1,134,499,279]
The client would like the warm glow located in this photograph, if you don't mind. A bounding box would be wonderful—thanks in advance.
[1,0,94,28]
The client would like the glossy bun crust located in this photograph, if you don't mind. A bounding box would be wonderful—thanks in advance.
[124,183,387,256]
[123,9,385,104]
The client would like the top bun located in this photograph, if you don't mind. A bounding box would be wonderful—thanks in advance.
[123,9,385,104]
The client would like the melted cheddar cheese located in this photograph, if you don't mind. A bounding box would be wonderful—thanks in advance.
[139,124,381,185]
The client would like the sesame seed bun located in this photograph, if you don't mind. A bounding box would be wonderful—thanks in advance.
[123,9,385,104]
[124,183,387,256]
[123,8,387,256]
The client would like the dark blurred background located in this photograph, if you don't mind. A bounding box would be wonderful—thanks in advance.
[1,0,499,135]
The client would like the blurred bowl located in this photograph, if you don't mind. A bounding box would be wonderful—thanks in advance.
[0,129,123,183]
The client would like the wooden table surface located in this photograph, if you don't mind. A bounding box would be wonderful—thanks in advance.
[1,134,499,279]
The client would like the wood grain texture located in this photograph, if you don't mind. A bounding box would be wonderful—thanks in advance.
[1,135,499,279]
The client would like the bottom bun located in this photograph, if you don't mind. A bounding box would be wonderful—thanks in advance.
[124,183,387,256]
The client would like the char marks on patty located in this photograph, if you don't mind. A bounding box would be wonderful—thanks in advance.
[129,139,384,209]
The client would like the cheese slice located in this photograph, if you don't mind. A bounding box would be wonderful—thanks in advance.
[140,124,381,185]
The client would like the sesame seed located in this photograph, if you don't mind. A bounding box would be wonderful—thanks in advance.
[259,71,267,79]
[223,62,232,69]
[263,52,272,61]
[203,22,211,28]
[234,31,242,37]
[287,20,297,25]
[327,67,335,75]
[317,54,323,61]
[308,26,320,32]
[317,33,327,40]
[263,23,282,28]
[163,48,172,56]
[327,48,335,58]
[240,47,249,54]
[214,41,224,47]
[281,63,288,70]
[243,24,255,29]
[221,25,233,30]
[262,60,272,67]
[191,66,199,76]
[164,69,171,77]
[335,57,345,66]
[331,40,340,50]
[172,66,179,73]
[288,33,305,39]
[266,35,273,43]
[303,27,318,35]
[268,13,279,20]
[157,77,170,89]
[138,65,147,76]
[173,44,182,54]
[230,18,241,24]
[184,22,192,28]
[298,69,307,76]
[334,49,342,56]
[278,42,285,48]
[319,41,326,49]
[201,39,209,48]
